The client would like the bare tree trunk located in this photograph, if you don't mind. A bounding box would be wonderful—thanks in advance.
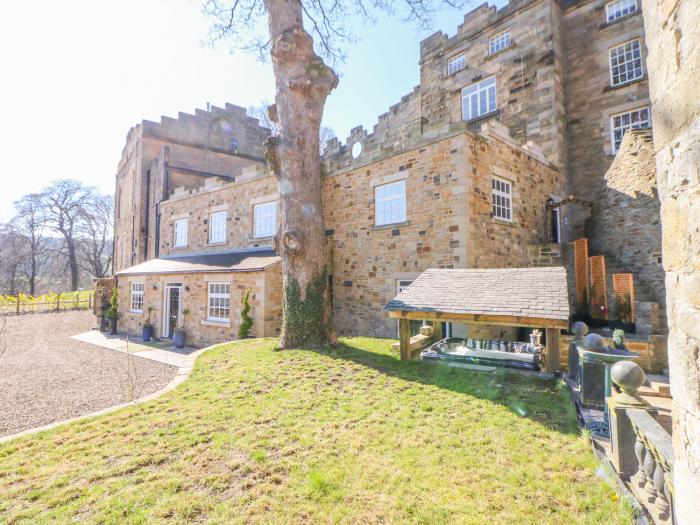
[67,239,79,291]
[263,0,338,348]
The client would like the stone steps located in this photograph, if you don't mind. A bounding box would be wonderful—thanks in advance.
[639,374,671,398]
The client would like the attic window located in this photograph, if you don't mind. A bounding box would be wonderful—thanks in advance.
[605,0,637,23]
[447,55,466,75]
[489,31,511,55]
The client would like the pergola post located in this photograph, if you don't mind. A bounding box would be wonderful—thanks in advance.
[545,327,561,374]
[399,318,411,361]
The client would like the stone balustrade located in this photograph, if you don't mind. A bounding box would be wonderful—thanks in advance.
[607,359,675,523]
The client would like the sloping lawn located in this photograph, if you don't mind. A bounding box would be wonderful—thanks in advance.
[0,337,631,524]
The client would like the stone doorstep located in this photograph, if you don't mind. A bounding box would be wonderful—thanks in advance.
[645,374,671,395]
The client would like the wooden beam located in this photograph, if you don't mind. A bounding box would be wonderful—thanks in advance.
[387,310,568,329]
[399,318,411,361]
[545,328,561,374]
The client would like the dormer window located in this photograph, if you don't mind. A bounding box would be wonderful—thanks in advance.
[606,0,637,23]
[447,55,466,75]
[489,31,511,55]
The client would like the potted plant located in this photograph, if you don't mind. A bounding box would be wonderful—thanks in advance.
[142,306,154,342]
[173,308,189,349]
[612,328,626,350]
[104,289,118,335]
[238,289,254,339]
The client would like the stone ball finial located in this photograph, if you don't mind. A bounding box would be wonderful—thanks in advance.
[571,321,589,338]
[582,333,606,351]
[611,360,646,395]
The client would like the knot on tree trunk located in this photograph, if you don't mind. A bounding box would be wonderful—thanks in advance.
[264,136,281,177]
[275,230,305,257]
[267,103,278,124]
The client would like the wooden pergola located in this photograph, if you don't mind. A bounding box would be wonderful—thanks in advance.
[384,267,570,373]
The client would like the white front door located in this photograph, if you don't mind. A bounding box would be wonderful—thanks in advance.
[162,283,182,338]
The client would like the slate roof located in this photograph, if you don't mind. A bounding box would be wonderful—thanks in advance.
[384,267,570,322]
[116,249,280,276]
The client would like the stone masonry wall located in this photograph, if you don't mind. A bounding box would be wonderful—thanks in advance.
[116,263,282,348]
[564,0,650,202]
[587,129,664,304]
[642,0,700,520]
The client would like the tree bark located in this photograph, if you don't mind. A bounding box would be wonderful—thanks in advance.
[263,0,338,348]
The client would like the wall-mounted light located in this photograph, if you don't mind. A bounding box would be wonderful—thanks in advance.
[185,286,190,292]
[152,284,158,291]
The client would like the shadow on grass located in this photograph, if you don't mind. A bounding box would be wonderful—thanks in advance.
[306,338,580,436]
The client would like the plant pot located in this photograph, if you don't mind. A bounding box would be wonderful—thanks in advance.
[108,318,117,335]
[142,325,154,342]
[173,330,186,349]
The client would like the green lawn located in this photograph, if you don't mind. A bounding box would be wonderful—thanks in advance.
[0,337,631,524]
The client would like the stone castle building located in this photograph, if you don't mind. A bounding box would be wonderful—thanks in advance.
[111,0,665,350]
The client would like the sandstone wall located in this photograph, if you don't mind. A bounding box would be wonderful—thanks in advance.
[564,0,650,201]
[587,129,664,304]
[642,0,700,520]
[116,263,282,347]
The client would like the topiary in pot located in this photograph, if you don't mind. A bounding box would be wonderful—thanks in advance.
[238,289,254,339]
[142,306,154,342]
[174,308,189,349]
[104,288,118,335]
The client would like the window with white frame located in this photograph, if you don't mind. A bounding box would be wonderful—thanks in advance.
[375,180,406,226]
[254,201,277,238]
[209,211,227,243]
[207,282,230,322]
[610,106,651,153]
[130,282,144,312]
[174,218,188,247]
[461,76,497,121]
[609,39,643,86]
[605,0,637,23]
[447,55,466,75]
[492,177,513,221]
[489,31,511,55]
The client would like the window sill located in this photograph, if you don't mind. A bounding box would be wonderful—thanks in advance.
[201,319,231,327]
[372,220,410,231]
[484,43,515,62]
[172,245,189,250]
[128,310,143,315]
[492,217,516,227]
[207,241,227,246]
[599,10,640,30]
[604,76,647,92]
[252,235,274,240]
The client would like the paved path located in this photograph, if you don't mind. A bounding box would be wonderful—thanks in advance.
[0,312,181,441]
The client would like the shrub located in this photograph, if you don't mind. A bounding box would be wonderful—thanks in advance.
[238,290,253,339]
[104,289,118,320]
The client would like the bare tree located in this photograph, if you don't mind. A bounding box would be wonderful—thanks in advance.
[77,194,114,278]
[0,223,28,295]
[12,193,49,296]
[204,0,468,348]
[41,179,97,291]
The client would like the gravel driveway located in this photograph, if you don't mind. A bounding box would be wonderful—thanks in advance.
[0,311,177,437]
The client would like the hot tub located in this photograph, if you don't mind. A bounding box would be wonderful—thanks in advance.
[420,338,541,371]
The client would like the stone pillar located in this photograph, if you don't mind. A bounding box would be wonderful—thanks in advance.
[607,361,657,479]
[545,328,560,374]
[642,1,700,522]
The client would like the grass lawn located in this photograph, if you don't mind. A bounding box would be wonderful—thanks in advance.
[0,337,632,524]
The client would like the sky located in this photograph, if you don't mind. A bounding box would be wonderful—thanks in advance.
[0,0,507,221]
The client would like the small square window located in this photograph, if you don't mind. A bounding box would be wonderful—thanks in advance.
[447,55,466,75]
[209,211,227,243]
[130,282,144,312]
[174,218,188,247]
[253,201,277,238]
[491,177,513,222]
[375,180,406,227]
[489,31,511,55]
[609,39,643,86]
[605,0,637,23]
[610,106,651,153]
[207,282,231,322]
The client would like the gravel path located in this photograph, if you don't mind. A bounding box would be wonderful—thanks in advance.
[0,311,177,437]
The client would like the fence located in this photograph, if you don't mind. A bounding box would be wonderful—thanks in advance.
[0,291,94,315]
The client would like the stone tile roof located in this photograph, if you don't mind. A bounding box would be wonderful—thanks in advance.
[116,249,280,276]
[384,267,570,322]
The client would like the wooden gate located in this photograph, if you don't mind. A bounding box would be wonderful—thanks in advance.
[589,255,607,319]
[612,273,635,322]
[574,238,589,305]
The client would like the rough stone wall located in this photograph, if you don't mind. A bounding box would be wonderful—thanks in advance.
[642,0,700,520]
[564,0,650,202]
[466,127,564,268]
[116,263,281,347]
[113,104,270,272]
[324,129,561,338]
[419,0,568,168]
[158,167,277,256]
[587,129,664,304]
